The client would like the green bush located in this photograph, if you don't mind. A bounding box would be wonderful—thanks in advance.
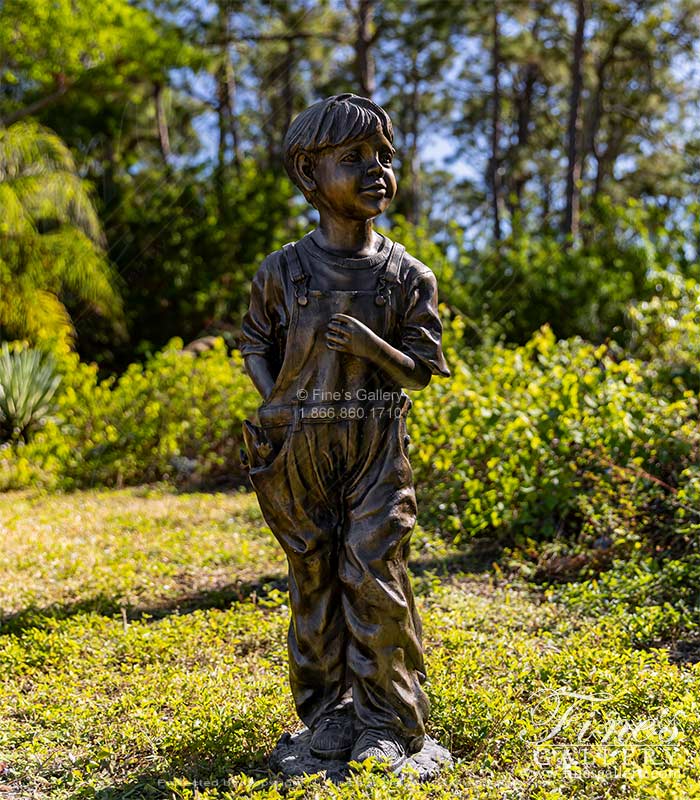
[625,271,700,397]
[410,320,700,559]
[0,343,61,443]
[555,554,700,645]
[452,198,692,346]
[0,337,258,490]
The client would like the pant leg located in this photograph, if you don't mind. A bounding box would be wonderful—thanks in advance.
[248,423,349,728]
[339,409,429,753]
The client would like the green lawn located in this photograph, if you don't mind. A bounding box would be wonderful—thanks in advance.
[1,488,700,799]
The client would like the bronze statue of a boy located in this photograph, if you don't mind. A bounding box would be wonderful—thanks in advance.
[240,93,450,772]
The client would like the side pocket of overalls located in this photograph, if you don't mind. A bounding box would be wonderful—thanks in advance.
[242,420,274,471]
[398,392,413,460]
[242,419,293,479]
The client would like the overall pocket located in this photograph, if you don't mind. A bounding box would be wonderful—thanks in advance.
[243,420,293,479]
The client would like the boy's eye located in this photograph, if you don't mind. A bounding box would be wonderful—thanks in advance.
[380,151,393,165]
[341,151,360,163]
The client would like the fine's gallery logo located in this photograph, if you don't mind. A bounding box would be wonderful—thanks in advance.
[521,689,681,775]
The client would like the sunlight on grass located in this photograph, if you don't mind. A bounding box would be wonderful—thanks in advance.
[1,489,700,799]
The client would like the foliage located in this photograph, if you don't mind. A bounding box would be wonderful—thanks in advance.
[95,161,305,368]
[0,338,257,490]
[555,553,700,647]
[411,320,700,556]
[442,0,700,240]
[0,121,123,347]
[2,488,700,799]
[0,342,61,443]
[448,198,696,345]
[3,0,697,362]
[0,0,194,124]
[625,271,700,397]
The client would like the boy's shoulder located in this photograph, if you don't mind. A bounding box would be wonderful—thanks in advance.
[395,248,442,302]
[255,236,438,288]
[398,248,438,284]
[256,245,288,277]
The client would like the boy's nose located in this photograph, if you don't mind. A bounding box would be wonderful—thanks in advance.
[366,158,383,176]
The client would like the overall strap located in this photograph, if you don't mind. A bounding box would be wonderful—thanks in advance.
[375,241,405,307]
[283,242,309,306]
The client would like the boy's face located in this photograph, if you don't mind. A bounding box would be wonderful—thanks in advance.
[310,131,397,221]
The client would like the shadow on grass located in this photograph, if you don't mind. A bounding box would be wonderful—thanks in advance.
[0,574,288,637]
[410,537,504,579]
[67,715,289,800]
[661,637,700,665]
[1,540,503,639]
[82,765,273,800]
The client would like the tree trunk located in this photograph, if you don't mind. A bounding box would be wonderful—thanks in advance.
[218,5,241,171]
[282,41,295,138]
[564,0,586,241]
[355,0,376,97]
[511,9,541,210]
[1,74,71,126]
[153,82,171,165]
[393,46,422,224]
[488,1,504,241]
[582,19,634,208]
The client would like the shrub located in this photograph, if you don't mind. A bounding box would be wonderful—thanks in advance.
[410,321,700,562]
[452,198,692,346]
[0,342,61,443]
[625,271,700,397]
[0,338,258,490]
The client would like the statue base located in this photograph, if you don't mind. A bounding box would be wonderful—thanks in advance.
[269,728,453,783]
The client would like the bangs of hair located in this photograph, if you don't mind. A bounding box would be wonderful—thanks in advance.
[283,94,394,188]
[312,95,393,151]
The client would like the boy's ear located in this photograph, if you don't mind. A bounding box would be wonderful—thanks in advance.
[294,153,316,195]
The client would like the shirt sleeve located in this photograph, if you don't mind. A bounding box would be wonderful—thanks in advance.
[239,256,284,359]
[400,268,451,378]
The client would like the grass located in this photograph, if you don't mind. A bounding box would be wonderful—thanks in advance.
[1,488,700,799]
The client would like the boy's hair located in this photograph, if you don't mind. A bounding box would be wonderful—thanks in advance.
[283,93,394,202]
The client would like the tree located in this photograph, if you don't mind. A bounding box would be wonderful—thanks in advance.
[564,0,586,240]
[0,122,123,346]
[374,0,457,226]
[345,0,378,97]
[0,0,188,125]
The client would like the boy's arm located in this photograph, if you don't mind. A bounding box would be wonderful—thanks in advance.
[326,266,449,390]
[326,314,431,390]
[244,354,276,401]
[240,256,283,402]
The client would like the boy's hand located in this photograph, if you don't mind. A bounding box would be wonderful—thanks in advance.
[326,313,382,360]
[326,312,432,391]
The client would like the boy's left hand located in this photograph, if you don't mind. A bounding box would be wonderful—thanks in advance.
[326,313,382,360]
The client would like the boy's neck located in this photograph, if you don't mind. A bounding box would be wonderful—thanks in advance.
[314,216,381,257]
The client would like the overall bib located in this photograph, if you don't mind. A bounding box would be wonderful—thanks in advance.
[243,240,428,751]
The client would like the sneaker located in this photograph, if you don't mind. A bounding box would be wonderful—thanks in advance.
[309,709,355,760]
[350,727,408,771]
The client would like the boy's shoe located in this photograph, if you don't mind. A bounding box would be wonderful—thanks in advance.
[309,709,355,760]
[350,727,408,771]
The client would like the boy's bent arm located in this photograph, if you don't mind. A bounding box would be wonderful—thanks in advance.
[326,313,431,390]
[326,267,448,391]
[368,337,432,390]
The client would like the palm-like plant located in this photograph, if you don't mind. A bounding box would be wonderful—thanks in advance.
[0,121,123,345]
[0,342,61,443]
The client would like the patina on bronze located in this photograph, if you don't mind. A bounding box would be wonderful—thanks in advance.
[240,94,452,778]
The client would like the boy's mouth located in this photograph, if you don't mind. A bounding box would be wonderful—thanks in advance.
[360,183,387,196]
